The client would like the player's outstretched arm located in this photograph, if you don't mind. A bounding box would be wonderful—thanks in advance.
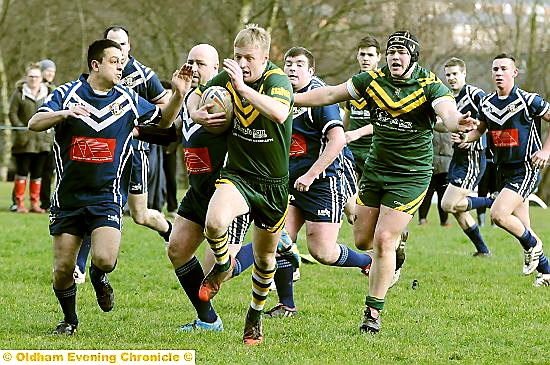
[294,83,350,107]
[28,105,90,131]
[450,120,487,144]
[158,64,193,128]
[434,98,478,133]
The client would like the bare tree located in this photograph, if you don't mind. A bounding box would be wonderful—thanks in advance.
[0,0,13,180]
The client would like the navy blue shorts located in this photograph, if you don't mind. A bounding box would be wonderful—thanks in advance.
[290,175,344,223]
[497,162,540,199]
[49,203,123,237]
[177,187,251,245]
[448,148,486,190]
[129,149,149,194]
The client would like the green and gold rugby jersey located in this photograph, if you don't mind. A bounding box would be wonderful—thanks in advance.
[344,96,373,161]
[197,61,293,179]
[347,64,453,173]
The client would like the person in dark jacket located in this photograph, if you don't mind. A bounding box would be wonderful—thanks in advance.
[8,62,53,213]
[418,130,453,226]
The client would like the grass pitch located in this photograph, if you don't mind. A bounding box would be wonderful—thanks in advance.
[0,181,548,364]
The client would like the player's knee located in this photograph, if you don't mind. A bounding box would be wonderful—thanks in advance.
[166,239,192,264]
[489,209,505,227]
[204,217,229,238]
[52,263,75,283]
[441,198,455,213]
[130,211,148,225]
[91,255,116,272]
[166,241,179,262]
[373,232,398,254]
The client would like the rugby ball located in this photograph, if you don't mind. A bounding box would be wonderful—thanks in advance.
[199,86,233,134]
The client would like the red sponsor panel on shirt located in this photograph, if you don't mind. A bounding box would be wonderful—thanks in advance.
[289,133,307,157]
[490,129,520,148]
[185,147,213,174]
[70,136,115,163]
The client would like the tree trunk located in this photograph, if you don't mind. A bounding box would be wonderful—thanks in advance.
[239,0,253,29]
[0,45,12,181]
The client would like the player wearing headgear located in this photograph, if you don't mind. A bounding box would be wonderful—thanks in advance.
[456,53,550,287]
[439,57,493,256]
[341,34,407,286]
[293,30,477,333]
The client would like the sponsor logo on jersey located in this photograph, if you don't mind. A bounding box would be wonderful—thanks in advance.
[184,147,212,174]
[483,105,493,114]
[289,134,307,156]
[253,129,267,139]
[271,87,291,99]
[110,103,122,115]
[351,109,370,119]
[490,129,519,147]
[233,123,272,142]
[70,136,115,163]
[317,208,330,217]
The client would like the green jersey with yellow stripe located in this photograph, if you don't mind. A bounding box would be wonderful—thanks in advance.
[197,61,293,179]
[347,64,453,173]
[344,97,373,173]
[344,98,373,151]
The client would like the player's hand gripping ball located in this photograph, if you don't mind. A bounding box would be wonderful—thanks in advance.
[199,86,233,134]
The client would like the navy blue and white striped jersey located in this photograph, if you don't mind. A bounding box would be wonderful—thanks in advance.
[454,84,486,152]
[38,74,161,209]
[179,90,228,196]
[478,86,550,165]
[289,77,343,180]
[121,56,167,151]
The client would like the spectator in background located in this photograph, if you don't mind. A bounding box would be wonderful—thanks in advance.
[39,59,56,87]
[160,80,180,217]
[38,59,57,211]
[8,62,52,213]
[418,130,453,226]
